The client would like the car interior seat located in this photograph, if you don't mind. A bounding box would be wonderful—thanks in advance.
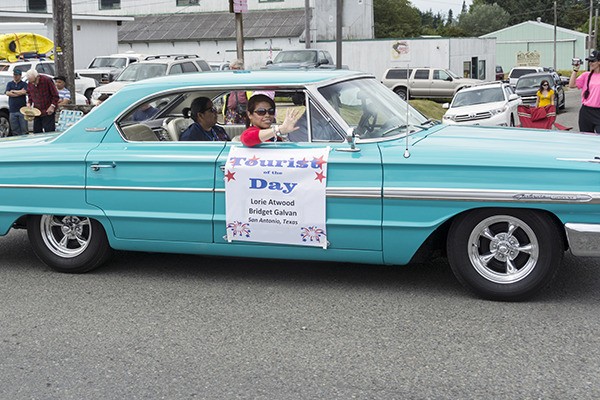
[165,117,193,141]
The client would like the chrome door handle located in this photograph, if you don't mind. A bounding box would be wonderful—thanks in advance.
[219,164,225,172]
[90,162,116,171]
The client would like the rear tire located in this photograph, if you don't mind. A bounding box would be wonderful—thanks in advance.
[0,110,9,137]
[27,215,112,273]
[447,209,563,301]
[394,87,408,100]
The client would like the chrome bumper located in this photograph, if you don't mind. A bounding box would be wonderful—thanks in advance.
[565,223,600,257]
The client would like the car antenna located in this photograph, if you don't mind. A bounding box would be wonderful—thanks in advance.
[404,63,411,158]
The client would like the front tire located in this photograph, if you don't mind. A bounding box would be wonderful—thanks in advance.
[394,87,408,100]
[27,215,112,273]
[447,209,563,301]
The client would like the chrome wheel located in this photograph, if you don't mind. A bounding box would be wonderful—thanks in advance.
[468,215,539,284]
[40,215,92,258]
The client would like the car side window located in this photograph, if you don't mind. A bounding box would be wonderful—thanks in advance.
[169,64,184,75]
[181,62,199,73]
[19,63,32,72]
[433,70,450,81]
[414,69,429,79]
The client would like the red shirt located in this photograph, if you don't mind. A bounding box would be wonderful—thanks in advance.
[27,74,59,116]
[240,126,281,147]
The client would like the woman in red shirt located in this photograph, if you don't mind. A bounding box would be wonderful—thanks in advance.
[240,94,301,147]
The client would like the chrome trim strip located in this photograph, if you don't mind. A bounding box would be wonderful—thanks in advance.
[384,187,600,203]
[0,184,83,190]
[565,223,600,257]
[86,186,213,193]
[215,187,382,198]
[557,158,600,164]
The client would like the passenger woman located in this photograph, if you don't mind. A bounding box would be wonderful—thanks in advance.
[179,97,230,141]
[240,94,300,147]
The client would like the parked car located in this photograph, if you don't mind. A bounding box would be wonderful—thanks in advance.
[76,53,147,84]
[91,54,210,101]
[264,49,336,70]
[442,82,521,126]
[0,59,98,100]
[495,65,504,81]
[208,61,230,71]
[0,72,88,137]
[3,69,600,301]
[514,71,566,110]
[507,66,545,87]
[381,67,484,100]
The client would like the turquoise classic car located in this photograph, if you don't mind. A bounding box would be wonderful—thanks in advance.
[1,69,599,301]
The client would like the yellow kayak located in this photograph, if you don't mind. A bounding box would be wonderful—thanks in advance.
[0,33,54,62]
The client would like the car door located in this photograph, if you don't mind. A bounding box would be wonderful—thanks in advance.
[430,69,455,98]
[212,98,383,259]
[86,95,225,243]
[410,69,430,97]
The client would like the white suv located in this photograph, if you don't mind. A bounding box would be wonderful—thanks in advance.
[76,53,148,84]
[442,81,522,127]
[0,59,98,100]
[92,55,210,101]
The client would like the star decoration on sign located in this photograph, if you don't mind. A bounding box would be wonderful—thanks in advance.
[315,171,326,183]
[312,155,327,169]
[249,155,260,162]
[225,170,236,182]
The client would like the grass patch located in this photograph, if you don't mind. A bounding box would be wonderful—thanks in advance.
[409,99,446,120]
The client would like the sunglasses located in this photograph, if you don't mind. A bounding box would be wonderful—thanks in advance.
[253,108,275,116]
[542,83,549,86]
[203,106,217,113]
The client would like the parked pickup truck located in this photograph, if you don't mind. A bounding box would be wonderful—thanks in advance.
[381,67,484,100]
[264,49,337,70]
[76,53,147,84]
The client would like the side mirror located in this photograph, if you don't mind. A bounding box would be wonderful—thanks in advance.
[442,103,450,109]
[508,93,519,101]
[446,77,453,82]
[319,59,329,65]
[336,127,360,153]
[266,60,273,65]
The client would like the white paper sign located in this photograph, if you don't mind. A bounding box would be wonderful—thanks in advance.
[225,146,330,248]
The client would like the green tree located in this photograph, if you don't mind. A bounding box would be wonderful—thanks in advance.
[458,3,510,36]
[374,0,422,38]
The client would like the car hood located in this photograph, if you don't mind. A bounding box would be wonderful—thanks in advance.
[94,80,128,95]
[413,125,599,165]
[455,78,485,85]
[76,67,119,74]
[265,62,319,69]
[446,101,507,115]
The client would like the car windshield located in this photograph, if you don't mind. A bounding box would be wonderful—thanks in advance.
[90,57,127,69]
[318,77,428,139]
[274,51,317,64]
[451,87,505,107]
[516,75,552,89]
[511,69,538,79]
[116,63,167,82]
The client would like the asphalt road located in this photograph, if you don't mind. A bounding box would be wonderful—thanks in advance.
[1,227,600,399]
[555,86,581,130]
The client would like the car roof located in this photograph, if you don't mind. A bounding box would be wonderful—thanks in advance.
[137,55,202,64]
[125,69,368,89]
[518,72,554,78]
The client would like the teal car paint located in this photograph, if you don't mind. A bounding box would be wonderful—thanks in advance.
[1,69,600,300]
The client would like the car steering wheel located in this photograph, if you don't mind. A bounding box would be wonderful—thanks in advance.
[357,110,377,137]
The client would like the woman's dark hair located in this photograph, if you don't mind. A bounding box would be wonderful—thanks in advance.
[189,97,212,122]
[246,94,276,127]
[584,72,594,99]
[538,80,550,91]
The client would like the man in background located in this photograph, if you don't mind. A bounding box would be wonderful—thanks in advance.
[25,69,59,133]
[4,68,28,135]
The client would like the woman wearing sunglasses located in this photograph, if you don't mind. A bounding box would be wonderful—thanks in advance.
[535,80,555,108]
[240,94,301,147]
[179,97,230,141]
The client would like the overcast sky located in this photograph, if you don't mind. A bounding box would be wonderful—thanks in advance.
[410,0,473,16]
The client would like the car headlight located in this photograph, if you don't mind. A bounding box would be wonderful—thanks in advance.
[443,114,456,121]
[489,105,508,115]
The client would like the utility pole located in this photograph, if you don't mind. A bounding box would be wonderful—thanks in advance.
[553,1,557,70]
[229,0,245,61]
[336,0,342,69]
[53,0,75,103]
[305,0,311,49]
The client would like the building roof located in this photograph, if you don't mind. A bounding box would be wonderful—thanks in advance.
[119,10,306,43]
[481,20,588,39]
[0,11,133,22]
